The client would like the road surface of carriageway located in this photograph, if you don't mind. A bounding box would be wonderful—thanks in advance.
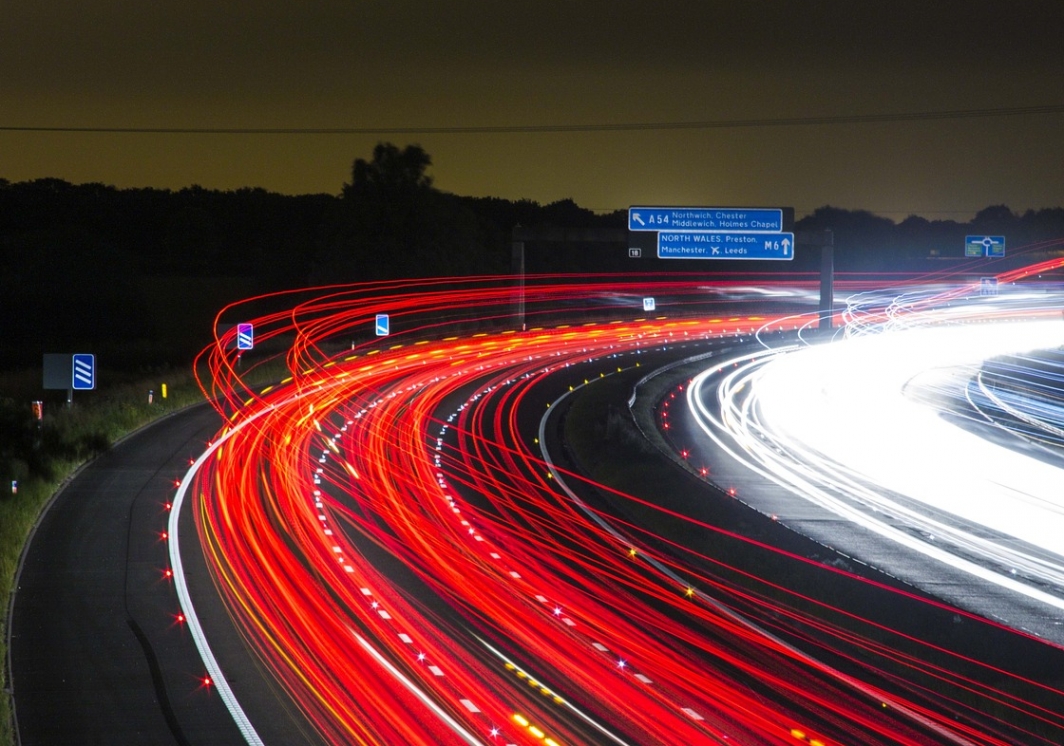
[176,282,1007,746]
[687,282,1064,630]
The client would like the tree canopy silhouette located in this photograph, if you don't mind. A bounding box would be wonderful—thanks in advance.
[342,143,434,200]
[3,146,1064,371]
[323,142,510,281]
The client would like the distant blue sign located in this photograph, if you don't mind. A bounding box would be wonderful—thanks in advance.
[236,323,254,350]
[375,314,390,336]
[629,207,783,233]
[658,231,795,261]
[72,353,95,390]
[966,235,1006,257]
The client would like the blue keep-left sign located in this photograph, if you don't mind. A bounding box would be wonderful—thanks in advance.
[375,314,390,336]
[72,354,95,390]
[236,323,254,350]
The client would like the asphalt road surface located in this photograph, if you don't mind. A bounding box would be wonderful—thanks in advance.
[11,327,1062,745]
[8,404,317,746]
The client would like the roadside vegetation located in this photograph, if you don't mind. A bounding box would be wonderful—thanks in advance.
[0,368,207,746]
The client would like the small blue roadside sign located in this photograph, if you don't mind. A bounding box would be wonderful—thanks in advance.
[657,231,794,260]
[236,323,254,350]
[72,353,95,390]
[375,314,390,336]
[629,207,783,232]
[966,235,1006,257]
[643,297,656,312]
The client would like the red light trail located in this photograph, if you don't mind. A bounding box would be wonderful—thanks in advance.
[170,273,1064,745]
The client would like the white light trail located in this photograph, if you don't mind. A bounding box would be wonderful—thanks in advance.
[689,304,1064,613]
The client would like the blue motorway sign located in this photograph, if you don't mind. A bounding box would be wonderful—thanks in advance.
[375,313,390,336]
[658,231,794,260]
[966,235,1005,257]
[236,323,254,350]
[629,207,783,233]
[72,353,95,390]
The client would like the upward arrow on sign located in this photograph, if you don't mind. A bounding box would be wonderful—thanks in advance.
[657,231,795,261]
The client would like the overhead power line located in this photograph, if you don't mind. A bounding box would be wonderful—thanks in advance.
[2,104,1063,135]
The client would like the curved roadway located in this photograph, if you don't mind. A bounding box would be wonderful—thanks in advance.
[11,274,1064,745]
[8,404,320,745]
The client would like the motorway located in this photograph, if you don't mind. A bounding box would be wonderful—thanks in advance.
[8,405,252,745]
[10,272,1064,744]
[677,283,1064,642]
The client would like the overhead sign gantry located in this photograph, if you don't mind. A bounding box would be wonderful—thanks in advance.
[628,206,795,261]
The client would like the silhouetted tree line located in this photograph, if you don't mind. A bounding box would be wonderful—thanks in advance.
[795,205,1064,273]
[3,142,1064,371]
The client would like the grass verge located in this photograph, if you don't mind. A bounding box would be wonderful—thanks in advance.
[0,369,208,746]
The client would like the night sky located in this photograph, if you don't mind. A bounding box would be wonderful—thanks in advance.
[3,1,1063,219]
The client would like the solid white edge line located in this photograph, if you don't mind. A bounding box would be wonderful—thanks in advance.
[172,389,490,746]
[170,417,265,746]
[350,629,487,746]
[542,352,976,746]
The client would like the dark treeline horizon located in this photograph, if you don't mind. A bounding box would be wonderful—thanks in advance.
[3,143,1064,372]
